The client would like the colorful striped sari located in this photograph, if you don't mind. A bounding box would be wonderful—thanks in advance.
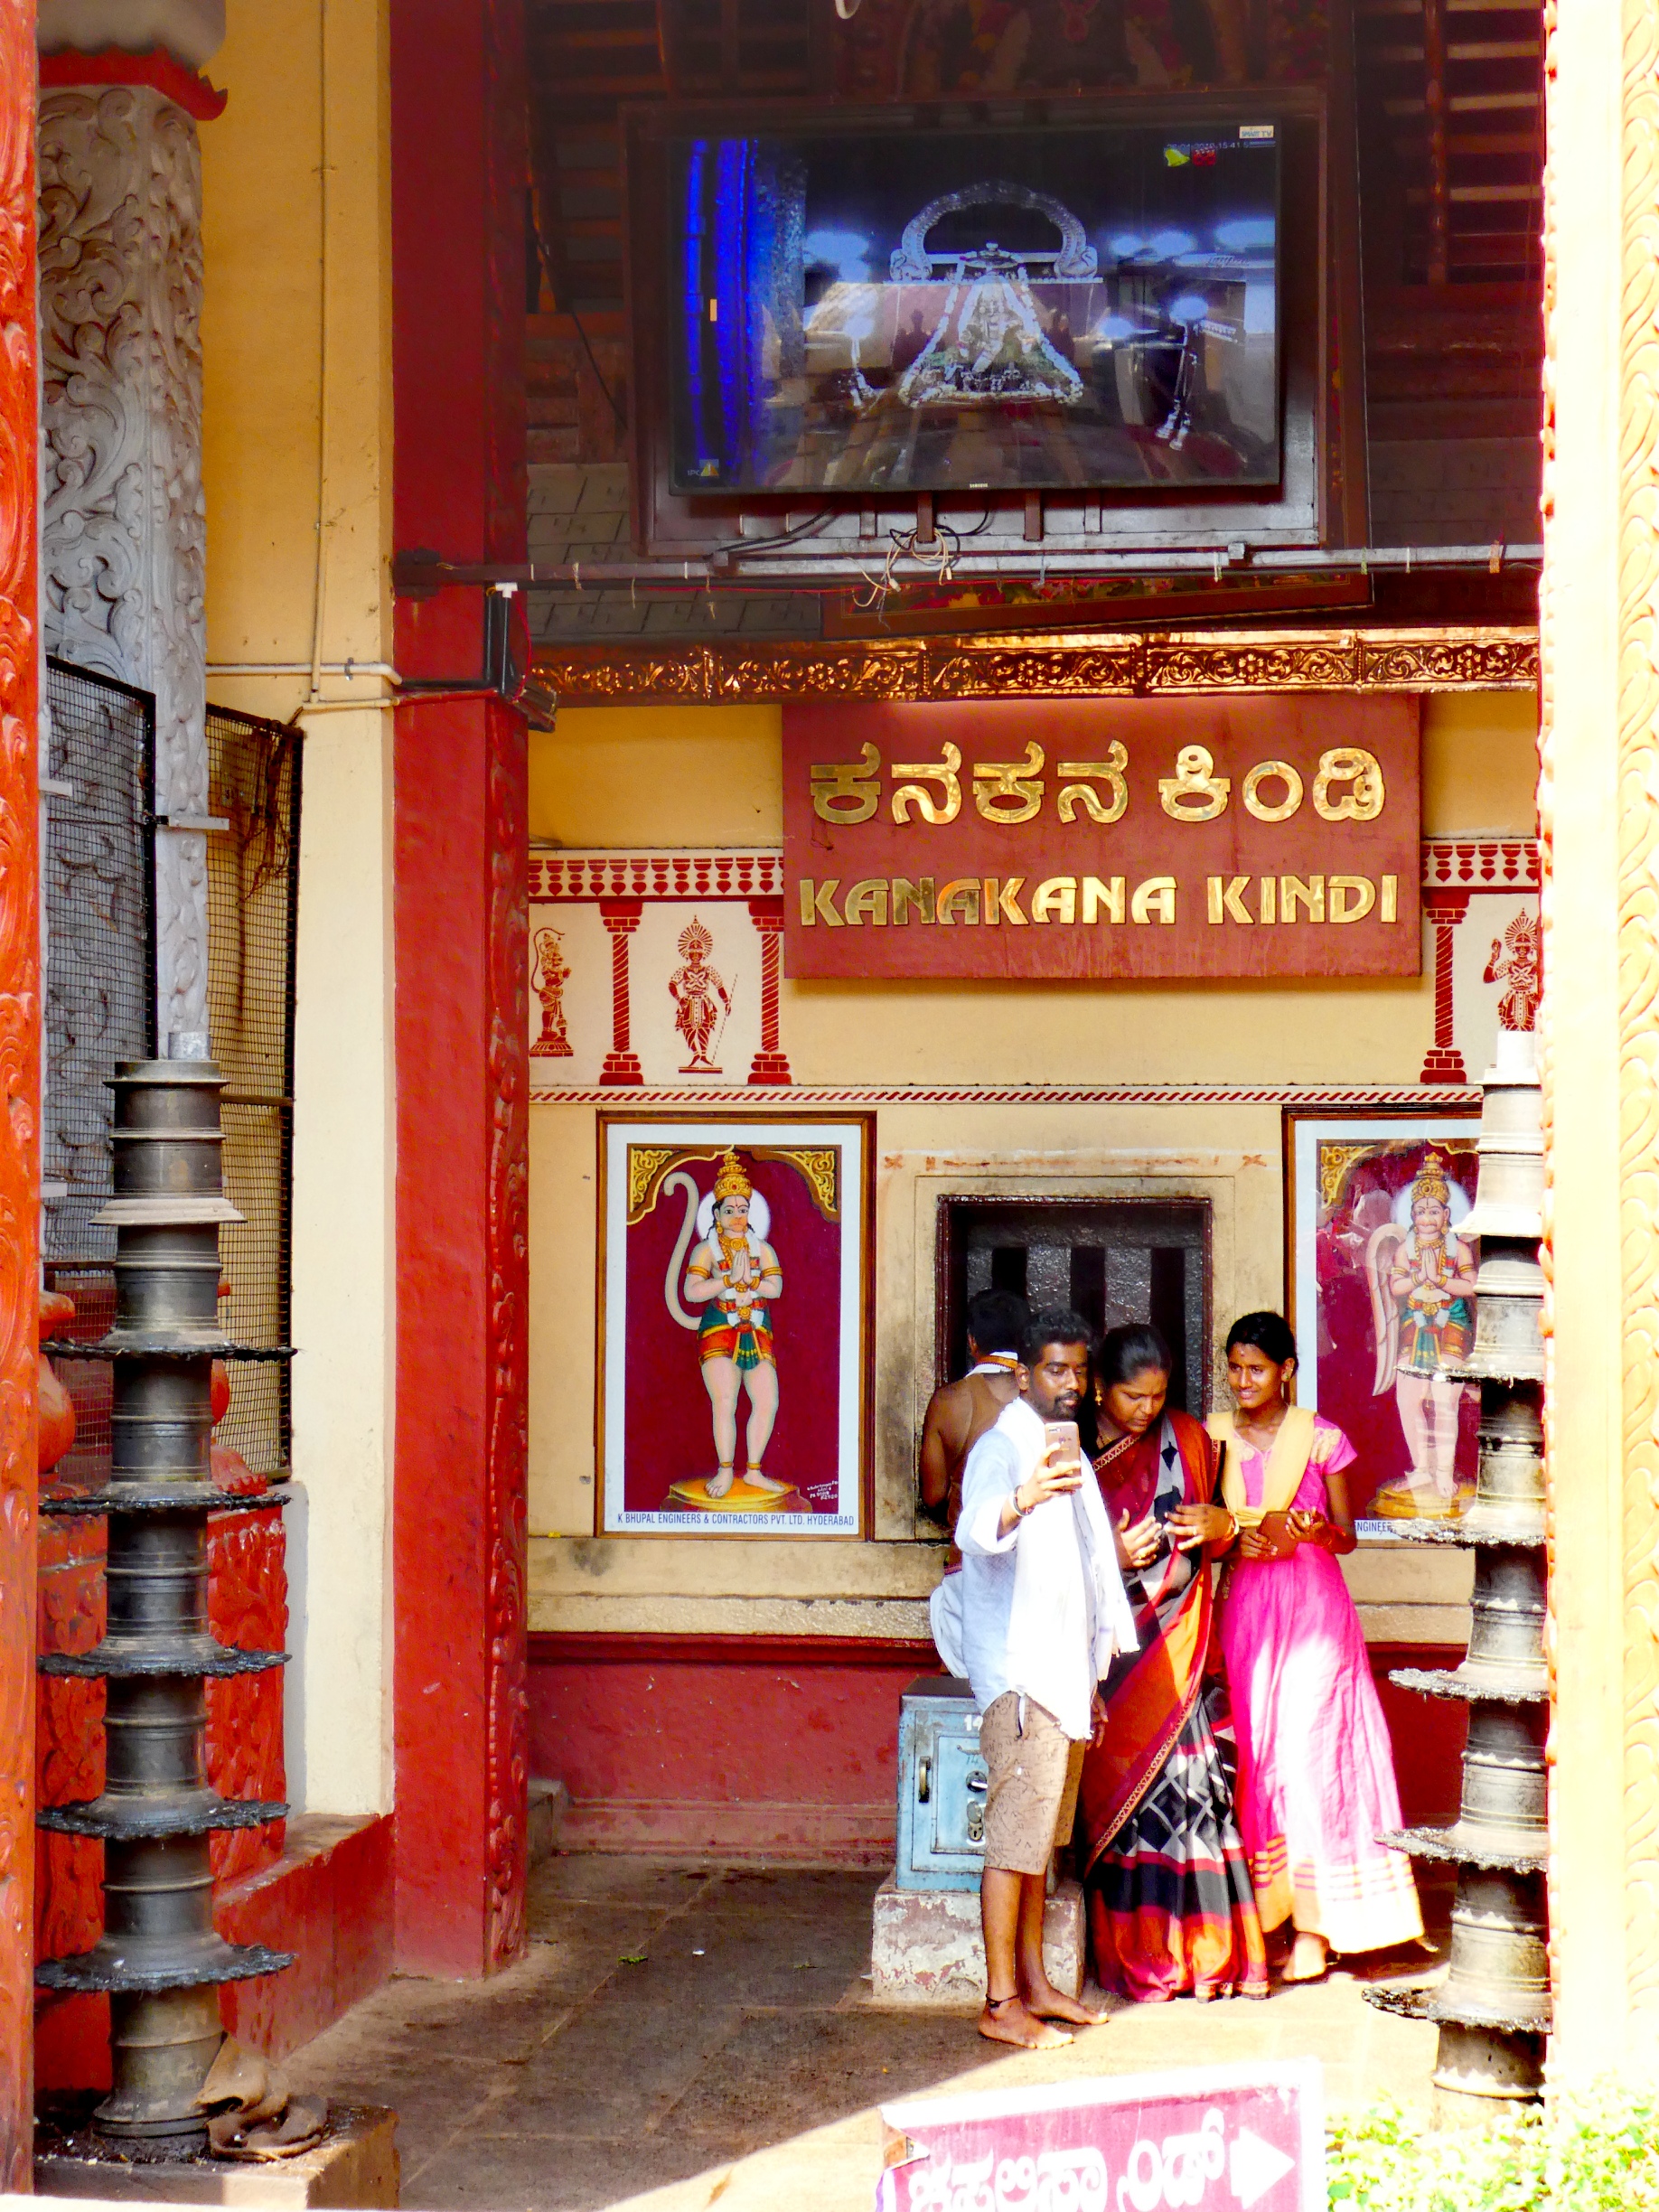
[1076,1411,1269,2002]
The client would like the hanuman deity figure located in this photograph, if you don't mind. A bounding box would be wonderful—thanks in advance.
[530,926,573,1058]
[1365,1150,1477,1520]
[668,917,731,1075]
[681,1150,785,1499]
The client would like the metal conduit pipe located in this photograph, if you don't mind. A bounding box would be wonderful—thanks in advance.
[206,661,399,679]
[34,1061,294,2152]
[394,542,1544,595]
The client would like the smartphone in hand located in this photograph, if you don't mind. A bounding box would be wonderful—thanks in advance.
[1042,1420,1083,1481]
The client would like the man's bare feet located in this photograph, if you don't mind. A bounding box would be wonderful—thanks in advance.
[979,1993,1073,2049]
[1022,1981,1109,2027]
[1284,1933,1329,1982]
[745,1467,789,1494]
[706,1466,736,1499]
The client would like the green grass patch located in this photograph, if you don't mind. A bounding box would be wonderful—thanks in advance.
[1327,2079,1659,2210]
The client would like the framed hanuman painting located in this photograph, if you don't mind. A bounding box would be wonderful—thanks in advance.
[596,1114,875,1536]
[1284,1107,1482,1541]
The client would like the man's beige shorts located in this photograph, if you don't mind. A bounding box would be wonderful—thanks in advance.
[979,1692,1086,1877]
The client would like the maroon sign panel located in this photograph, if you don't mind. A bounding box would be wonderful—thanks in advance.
[783,697,1420,980]
[876,2061,1322,2212]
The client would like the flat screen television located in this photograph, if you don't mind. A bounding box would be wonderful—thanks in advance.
[663,117,1282,498]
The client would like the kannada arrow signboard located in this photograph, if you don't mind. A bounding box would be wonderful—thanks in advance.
[783,697,1420,980]
[876,2060,1321,2212]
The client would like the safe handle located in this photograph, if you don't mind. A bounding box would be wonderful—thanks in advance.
[967,1771,988,1793]
[917,1759,931,1803]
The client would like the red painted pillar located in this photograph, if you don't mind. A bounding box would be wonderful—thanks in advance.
[1420,887,1472,1083]
[746,899,792,1085]
[0,0,40,2173]
[390,0,529,1978]
[597,901,643,1086]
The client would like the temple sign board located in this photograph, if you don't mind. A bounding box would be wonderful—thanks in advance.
[783,697,1420,980]
[877,2060,1322,2212]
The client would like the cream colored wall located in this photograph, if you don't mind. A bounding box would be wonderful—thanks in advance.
[526,687,1532,1638]
[201,0,394,1815]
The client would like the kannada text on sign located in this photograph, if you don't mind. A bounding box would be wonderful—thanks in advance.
[782,697,1421,981]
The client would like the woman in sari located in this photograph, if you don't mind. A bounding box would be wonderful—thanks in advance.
[1075,1326,1269,2002]
[1211,1311,1422,1983]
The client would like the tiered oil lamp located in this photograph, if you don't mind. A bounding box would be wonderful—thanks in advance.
[1368,1029,1550,2113]
[35,1060,292,2153]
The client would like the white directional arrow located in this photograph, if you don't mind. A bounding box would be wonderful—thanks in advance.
[1229,2126,1296,2209]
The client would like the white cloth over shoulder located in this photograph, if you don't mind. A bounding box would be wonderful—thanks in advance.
[954,1396,1137,1741]
[929,1568,965,1678]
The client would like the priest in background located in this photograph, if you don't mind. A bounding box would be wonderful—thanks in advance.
[919,1289,1030,1546]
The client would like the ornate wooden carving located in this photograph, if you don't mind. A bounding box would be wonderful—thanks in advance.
[205,1507,286,1887]
[38,84,210,1050]
[484,698,529,1971]
[1609,0,1659,2033]
[34,1512,103,1969]
[537,628,1540,706]
[0,0,39,2173]
[1536,0,1561,2032]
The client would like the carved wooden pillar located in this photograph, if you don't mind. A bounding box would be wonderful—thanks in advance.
[746,896,792,1085]
[391,0,529,1977]
[36,48,222,1054]
[1420,887,1470,1083]
[1537,0,1659,2075]
[597,899,642,1087]
[0,0,41,2181]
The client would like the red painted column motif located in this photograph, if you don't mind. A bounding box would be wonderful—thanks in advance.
[598,898,643,1086]
[1420,887,1472,1083]
[746,897,792,1086]
[0,0,39,2176]
[392,0,528,1976]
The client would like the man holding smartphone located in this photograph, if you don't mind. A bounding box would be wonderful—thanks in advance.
[957,1308,1138,2049]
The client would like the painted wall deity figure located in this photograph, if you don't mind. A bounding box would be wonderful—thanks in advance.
[1364,1151,1477,1520]
[669,1150,788,1501]
[530,925,573,1058]
[667,918,731,1075]
[1485,909,1542,1034]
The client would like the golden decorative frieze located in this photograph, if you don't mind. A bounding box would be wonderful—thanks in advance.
[927,645,1142,697]
[1144,641,1359,691]
[537,627,1540,707]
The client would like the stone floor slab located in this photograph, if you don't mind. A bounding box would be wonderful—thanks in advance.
[276,1852,1439,2212]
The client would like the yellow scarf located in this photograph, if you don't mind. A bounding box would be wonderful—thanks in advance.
[1205,1405,1317,1528]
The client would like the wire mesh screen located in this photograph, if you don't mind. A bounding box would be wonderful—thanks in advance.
[206,706,302,1476]
[41,657,157,1487]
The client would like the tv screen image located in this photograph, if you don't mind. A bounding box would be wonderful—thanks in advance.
[666,121,1280,497]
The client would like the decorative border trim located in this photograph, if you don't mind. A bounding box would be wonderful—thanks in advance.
[534,1083,1481,1108]
[532,841,1537,902]
[39,49,229,122]
[530,849,780,900]
[537,627,1540,705]
[1421,837,1540,890]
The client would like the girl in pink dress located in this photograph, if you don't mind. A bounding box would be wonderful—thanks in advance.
[1210,1311,1422,1984]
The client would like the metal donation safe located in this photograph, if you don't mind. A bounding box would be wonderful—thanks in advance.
[895,1675,988,1892]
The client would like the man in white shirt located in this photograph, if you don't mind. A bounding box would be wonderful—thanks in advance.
[957,1307,1138,2049]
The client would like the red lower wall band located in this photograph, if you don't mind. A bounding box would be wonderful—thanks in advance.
[527,1633,1467,1861]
